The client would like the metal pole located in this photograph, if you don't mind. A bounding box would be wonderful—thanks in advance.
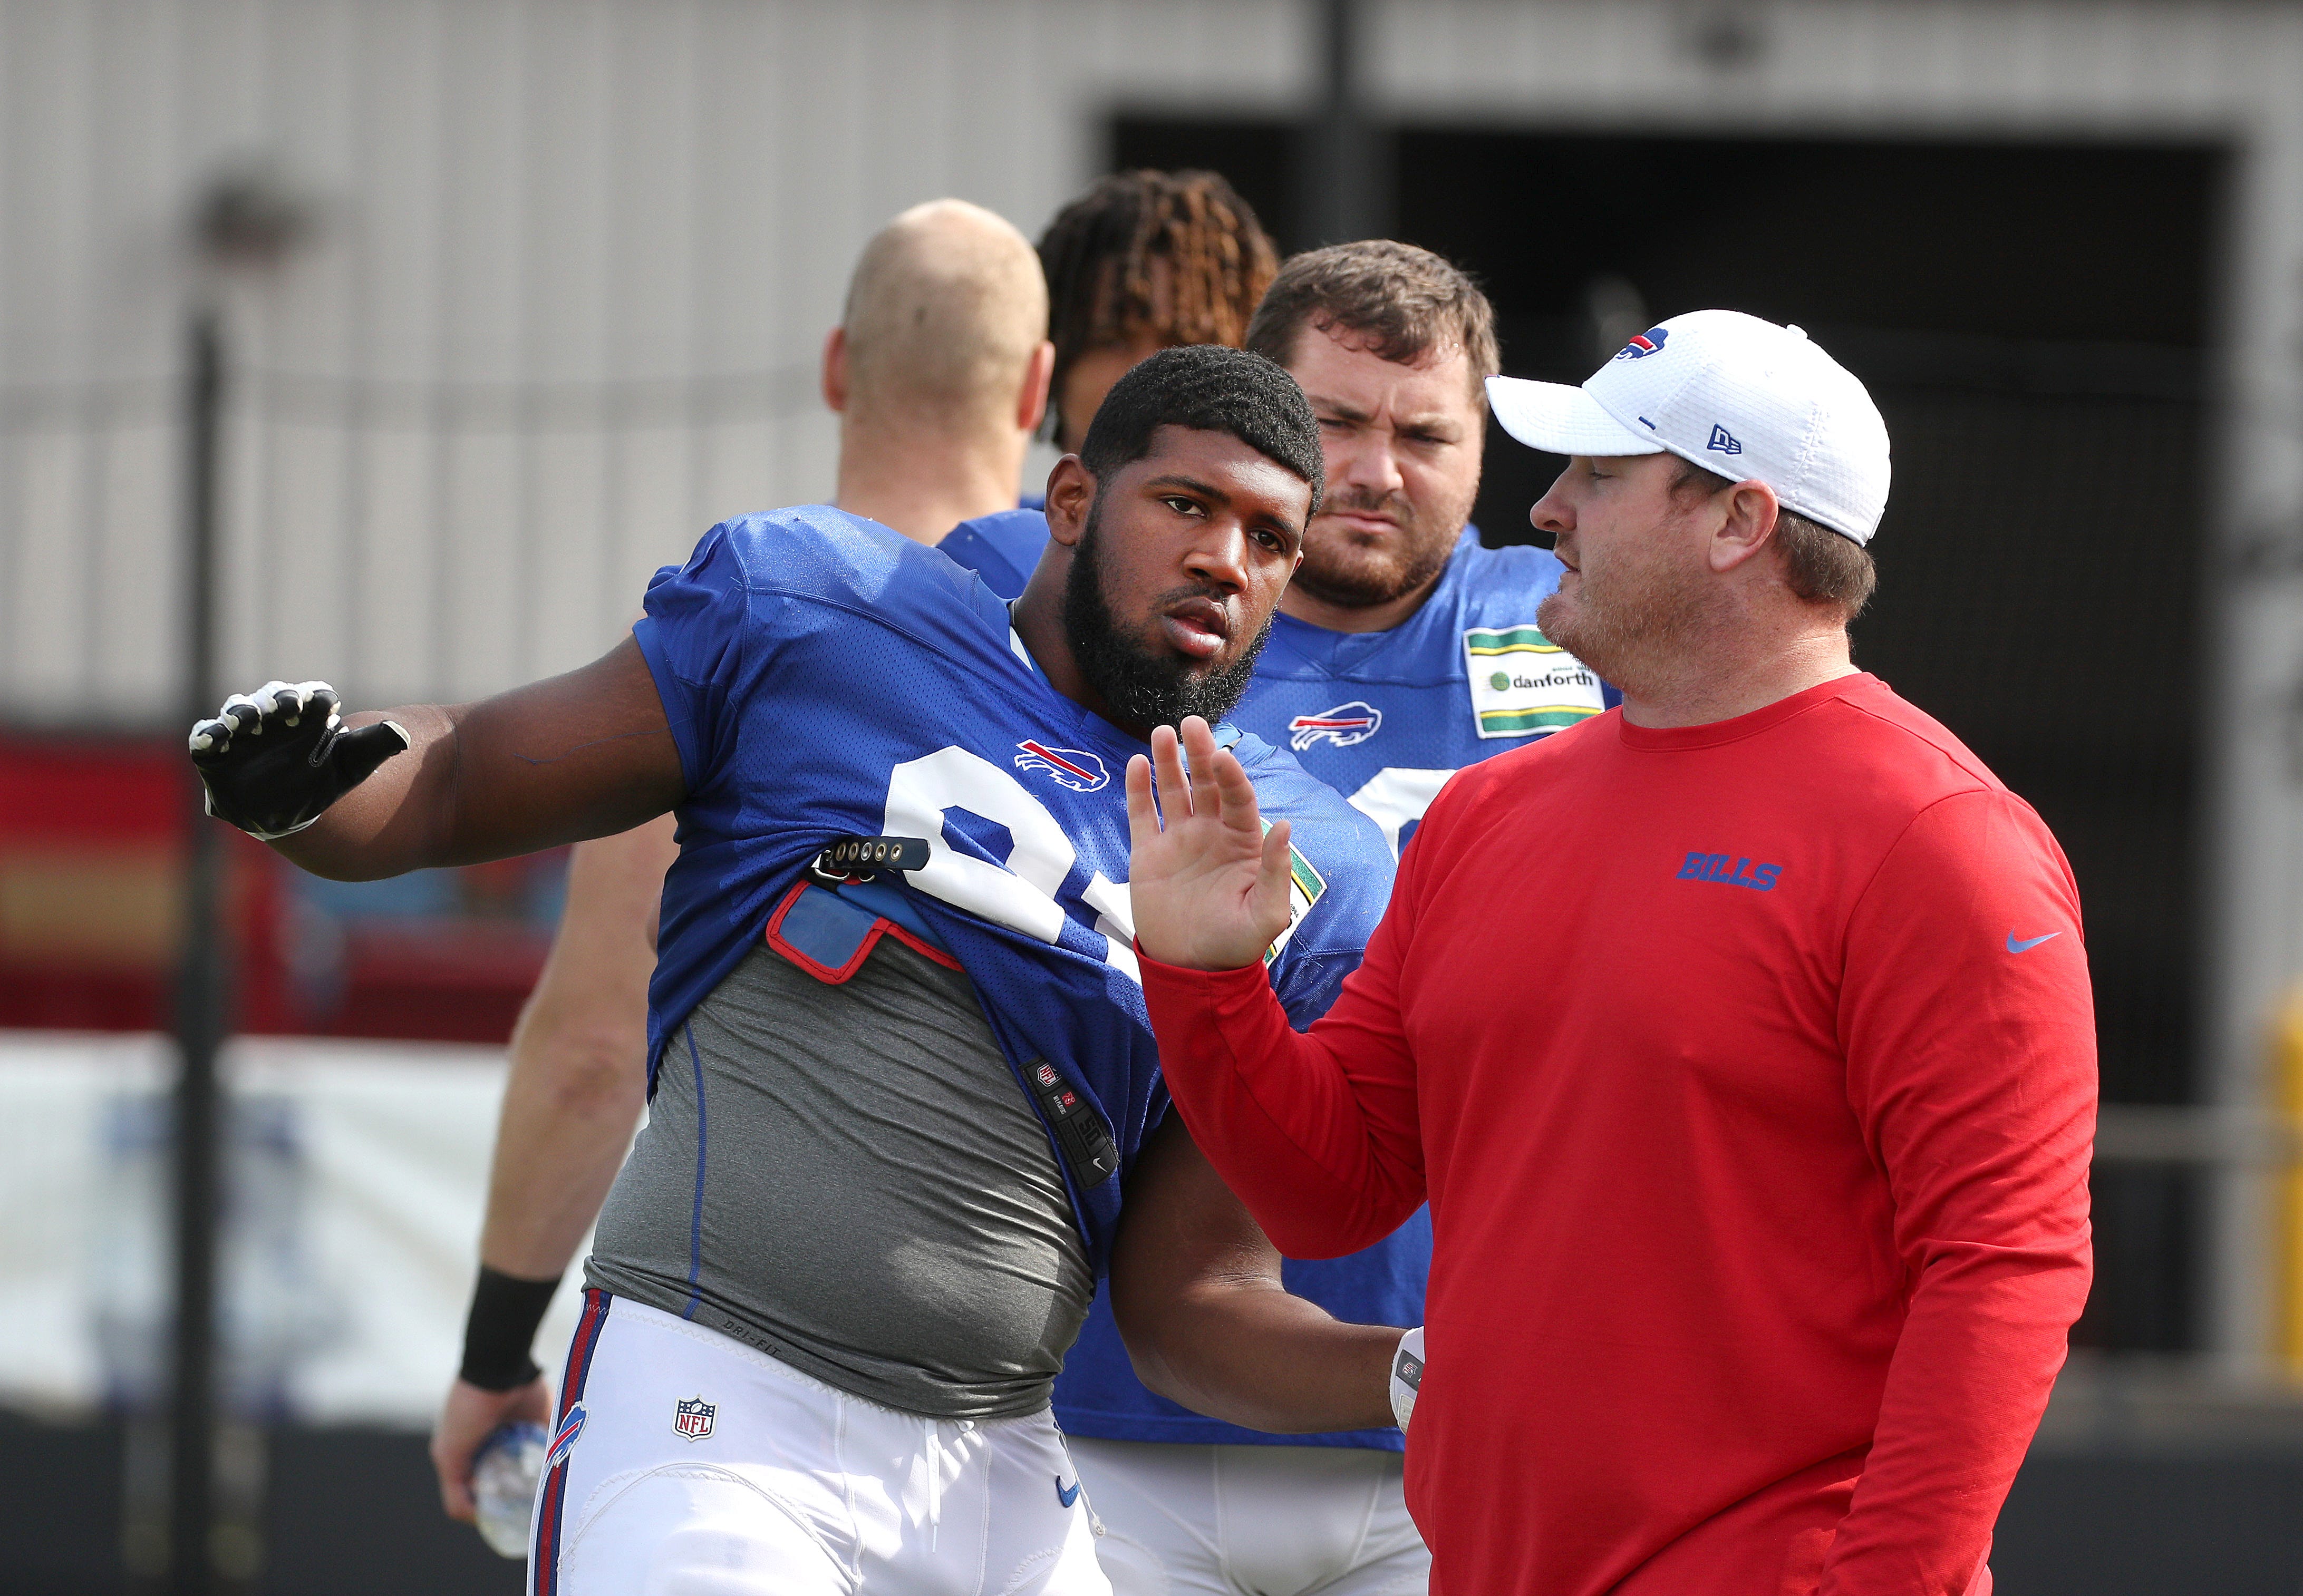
[169,305,227,1596]
[1295,0,1388,248]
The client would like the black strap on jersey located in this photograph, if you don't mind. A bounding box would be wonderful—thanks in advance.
[808,835,931,884]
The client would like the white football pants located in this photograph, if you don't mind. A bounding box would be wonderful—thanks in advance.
[531,1293,1110,1596]
[1067,1436,1428,1596]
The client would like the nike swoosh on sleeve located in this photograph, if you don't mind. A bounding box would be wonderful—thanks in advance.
[2006,932,2061,954]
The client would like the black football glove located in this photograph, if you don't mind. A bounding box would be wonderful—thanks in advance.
[188,679,411,841]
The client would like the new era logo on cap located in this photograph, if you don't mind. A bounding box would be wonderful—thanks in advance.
[1484,309,1891,546]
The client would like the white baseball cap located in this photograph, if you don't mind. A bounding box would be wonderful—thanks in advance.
[1485,309,1891,546]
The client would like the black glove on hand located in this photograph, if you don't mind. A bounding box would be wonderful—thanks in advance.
[188,679,411,841]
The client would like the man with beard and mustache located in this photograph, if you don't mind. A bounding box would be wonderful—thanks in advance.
[1123,312,2096,1596]
[954,241,1608,1596]
[957,240,1612,857]
[181,346,1398,1596]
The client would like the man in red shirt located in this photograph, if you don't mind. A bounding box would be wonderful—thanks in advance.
[1119,310,2096,1596]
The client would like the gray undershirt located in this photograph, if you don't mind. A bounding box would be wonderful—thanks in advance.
[585,936,1094,1419]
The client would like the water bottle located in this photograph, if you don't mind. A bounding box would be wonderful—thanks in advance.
[471,1420,548,1559]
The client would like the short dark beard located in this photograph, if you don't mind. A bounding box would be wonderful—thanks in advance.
[1289,484,1457,610]
[1062,497,1271,732]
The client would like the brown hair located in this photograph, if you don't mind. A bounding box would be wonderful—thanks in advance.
[1037,170,1279,443]
[1672,459,1877,619]
[1244,240,1500,394]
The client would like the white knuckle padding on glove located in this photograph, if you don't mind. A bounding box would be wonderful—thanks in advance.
[287,679,335,727]
[218,692,268,738]
[1390,1326,1424,1431]
[187,678,410,841]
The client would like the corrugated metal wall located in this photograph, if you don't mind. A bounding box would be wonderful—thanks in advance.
[16,0,2292,722]
[0,0,1306,721]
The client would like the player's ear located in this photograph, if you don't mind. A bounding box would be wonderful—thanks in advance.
[821,327,849,415]
[1017,340,1054,436]
[1044,456,1095,548]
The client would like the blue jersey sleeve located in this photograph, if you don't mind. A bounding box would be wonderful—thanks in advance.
[633,523,760,796]
[937,507,1050,601]
[1271,945,1370,1031]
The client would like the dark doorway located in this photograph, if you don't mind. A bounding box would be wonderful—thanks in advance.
[1114,115,2226,1352]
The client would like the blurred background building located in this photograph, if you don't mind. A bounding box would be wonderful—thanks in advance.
[4,0,2303,1590]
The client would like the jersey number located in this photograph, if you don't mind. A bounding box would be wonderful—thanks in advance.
[882,747,1140,983]
[1347,767,1455,857]
[881,746,1323,980]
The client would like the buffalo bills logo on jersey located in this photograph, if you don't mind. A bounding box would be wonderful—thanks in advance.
[546,1404,587,1469]
[1014,740,1110,792]
[1614,327,1669,359]
[1287,700,1383,752]
[672,1396,715,1442]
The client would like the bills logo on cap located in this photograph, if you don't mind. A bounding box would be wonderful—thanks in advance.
[1014,741,1109,792]
[1614,327,1670,360]
[1287,700,1382,752]
[1706,424,1743,455]
[672,1396,716,1442]
[546,1403,587,1470]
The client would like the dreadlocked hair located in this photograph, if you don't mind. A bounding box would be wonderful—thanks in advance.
[1038,169,1280,444]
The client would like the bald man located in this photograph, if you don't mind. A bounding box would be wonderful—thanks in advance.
[428,199,1053,1540]
[825,198,1054,540]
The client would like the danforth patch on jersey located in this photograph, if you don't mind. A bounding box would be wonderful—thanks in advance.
[1287,700,1383,752]
[1260,821,1329,967]
[1462,626,1607,739]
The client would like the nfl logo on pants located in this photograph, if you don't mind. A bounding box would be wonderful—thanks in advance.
[672,1396,715,1442]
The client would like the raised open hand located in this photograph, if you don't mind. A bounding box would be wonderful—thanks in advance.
[1125,716,1296,971]
[188,679,411,841]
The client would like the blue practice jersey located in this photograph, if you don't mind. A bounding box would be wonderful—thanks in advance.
[942,510,1615,852]
[937,505,1047,599]
[942,507,1611,1453]
[635,505,1394,1284]
[1237,527,1618,854]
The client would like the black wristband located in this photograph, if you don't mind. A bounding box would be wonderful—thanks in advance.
[458,1266,562,1391]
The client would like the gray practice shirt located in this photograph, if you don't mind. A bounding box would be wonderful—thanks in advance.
[586,936,1095,1419]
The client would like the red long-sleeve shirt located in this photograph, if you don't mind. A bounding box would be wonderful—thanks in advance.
[1139,674,2095,1596]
